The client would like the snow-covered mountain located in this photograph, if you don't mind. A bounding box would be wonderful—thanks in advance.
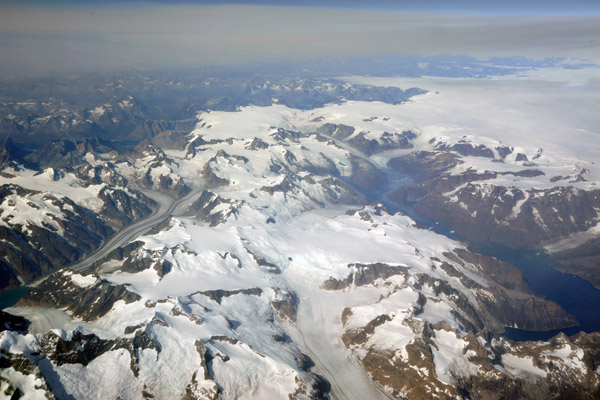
[1,63,600,399]
[0,157,156,290]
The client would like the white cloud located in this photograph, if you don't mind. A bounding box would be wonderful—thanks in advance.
[0,4,598,75]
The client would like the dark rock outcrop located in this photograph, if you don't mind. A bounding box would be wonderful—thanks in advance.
[323,263,409,290]
[437,142,495,158]
[91,240,172,278]
[186,190,240,226]
[201,163,229,188]
[17,269,140,321]
[349,156,387,191]
[0,310,30,333]
[388,151,600,248]
[347,316,600,400]
[26,137,116,169]
[0,138,28,169]
[98,187,155,228]
[271,290,299,322]
[198,288,263,304]
[0,185,117,287]
[552,237,600,290]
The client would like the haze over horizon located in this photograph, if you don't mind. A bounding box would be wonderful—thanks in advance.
[0,0,599,77]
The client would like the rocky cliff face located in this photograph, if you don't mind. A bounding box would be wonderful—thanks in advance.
[324,230,577,335]
[17,269,140,321]
[0,69,598,399]
[97,187,155,228]
[0,185,113,289]
[327,237,596,399]
[316,123,417,157]
[0,73,425,146]
[552,238,600,290]
[355,322,600,400]
[91,240,173,278]
[187,190,242,227]
[25,137,116,169]
[0,182,156,290]
[0,146,156,289]
[389,151,600,248]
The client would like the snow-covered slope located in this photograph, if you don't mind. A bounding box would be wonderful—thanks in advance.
[0,153,156,289]
[2,65,600,399]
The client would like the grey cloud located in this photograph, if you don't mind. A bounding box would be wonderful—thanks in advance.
[0,5,598,76]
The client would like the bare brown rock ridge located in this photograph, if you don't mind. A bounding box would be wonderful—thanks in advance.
[198,288,263,304]
[348,155,388,191]
[323,262,410,291]
[448,250,577,331]
[326,256,576,335]
[332,257,597,398]
[359,323,600,400]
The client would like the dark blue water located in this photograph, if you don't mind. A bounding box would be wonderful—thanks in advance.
[362,168,600,341]
[1,168,599,342]
[0,287,31,310]
[473,243,600,341]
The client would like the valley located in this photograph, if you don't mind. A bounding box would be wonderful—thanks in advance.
[1,60,599,399]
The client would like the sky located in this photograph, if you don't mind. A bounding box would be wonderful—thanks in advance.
[0,0,599,77]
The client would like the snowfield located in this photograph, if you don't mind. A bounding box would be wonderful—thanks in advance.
[2,64,600,399]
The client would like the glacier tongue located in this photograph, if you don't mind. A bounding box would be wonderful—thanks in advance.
[2,66,600,399]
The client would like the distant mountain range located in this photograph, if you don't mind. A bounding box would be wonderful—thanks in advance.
[1,61,599,399]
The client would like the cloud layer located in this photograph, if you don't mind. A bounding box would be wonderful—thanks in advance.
[1,4,598,76]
